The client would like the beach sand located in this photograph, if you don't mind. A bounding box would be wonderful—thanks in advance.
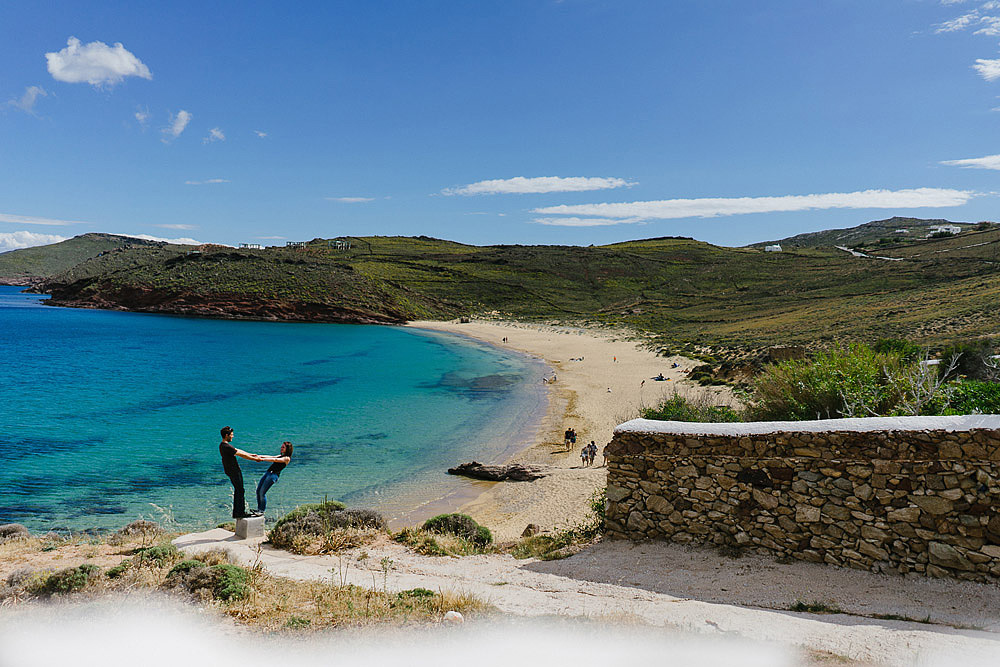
[407,320,732,540]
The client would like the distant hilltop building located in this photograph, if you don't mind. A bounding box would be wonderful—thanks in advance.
[928,224,961,236]
[894,229,908,234]
[286,241,306,248]
[239,243,264,250]
[764,244,782,252]
[329,238,352,250]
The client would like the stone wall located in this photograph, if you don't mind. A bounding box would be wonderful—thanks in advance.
[604,415,1000,581]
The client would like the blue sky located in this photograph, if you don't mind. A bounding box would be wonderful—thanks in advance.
[3,0,1000,251]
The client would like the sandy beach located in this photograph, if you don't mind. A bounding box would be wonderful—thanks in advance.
[407,320,732,540]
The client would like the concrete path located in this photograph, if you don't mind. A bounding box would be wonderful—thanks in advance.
[174,529,1000,666]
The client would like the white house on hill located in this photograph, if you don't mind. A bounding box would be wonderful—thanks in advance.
[928,224,962,236]
[764,244,782,252]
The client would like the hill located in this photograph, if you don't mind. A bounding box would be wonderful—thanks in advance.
[0,233,164,285]
[32,230,1000,351]
[748,217,983,250]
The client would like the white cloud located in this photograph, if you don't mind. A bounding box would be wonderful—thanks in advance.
[203,127,225,143]
[442,176,634,196]
[45,37,151,87]
[258,235,286,240]
[533,217,645,227]
[134,106,150,127]
[153,224,197,230]
[5,86,47,115]
[974,58,1000,79]
[254,130,267,138]
[184,178,229,185]
[0,212,89,226]
[941,153,1000,169]
[532,188,974,223]
[936,11,980,32]
[162,110,192,142]
[0,231,67,253]
[326,196,374,203]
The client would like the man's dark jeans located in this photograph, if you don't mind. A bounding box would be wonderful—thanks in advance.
[224,465,246,518]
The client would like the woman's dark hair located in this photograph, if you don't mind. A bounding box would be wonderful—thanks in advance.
[220,426,233,438]
[281,441,293,457]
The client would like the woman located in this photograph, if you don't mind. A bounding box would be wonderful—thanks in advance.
[255,441,293,513]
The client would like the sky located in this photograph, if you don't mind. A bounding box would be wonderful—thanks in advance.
[3,0,1000,251]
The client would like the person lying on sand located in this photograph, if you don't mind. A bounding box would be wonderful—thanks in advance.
[256,441,293,513]
[219,426,286,519]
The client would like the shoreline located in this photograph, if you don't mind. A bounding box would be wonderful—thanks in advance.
[407,319,732,540]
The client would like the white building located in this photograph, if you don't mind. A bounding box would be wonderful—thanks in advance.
[928,225,962,236]
[764,244,782,252]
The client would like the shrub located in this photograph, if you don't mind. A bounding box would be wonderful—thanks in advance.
[134,544,180,567]
[939,339,996,381]
[393,528,448,556]
[268,501,386,554]
[421,514,492,547]
[168,559,208,577]
[212,564,249,601]
[38,564,101,595]
[105,561,131,579]
[872,338,923,363]
[747,344,920,421]
[0,523,29,544]
[641,393,742,422]
[166,562,248,601]
[947,381,1000,414]
[109,520,162,545]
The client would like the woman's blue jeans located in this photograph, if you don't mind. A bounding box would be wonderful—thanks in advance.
[256,471,279,511]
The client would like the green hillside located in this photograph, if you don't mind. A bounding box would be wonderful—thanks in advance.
[749,217,981,250]
[0,233,163,284]
[36,230,1000,351]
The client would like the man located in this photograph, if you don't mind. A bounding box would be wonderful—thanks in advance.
[219,426,282,519]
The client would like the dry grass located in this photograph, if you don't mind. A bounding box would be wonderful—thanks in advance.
[229,561,490,631]
[0,531,491,630]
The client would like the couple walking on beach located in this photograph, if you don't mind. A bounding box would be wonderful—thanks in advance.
[219,426,293,519]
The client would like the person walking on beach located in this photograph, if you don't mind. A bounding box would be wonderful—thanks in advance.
[587,441,597,466]
[219,426,283,519]
[580,445,589,467]
[256,441,293,513]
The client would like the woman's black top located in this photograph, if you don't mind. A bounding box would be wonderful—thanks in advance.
[266,458,287,475]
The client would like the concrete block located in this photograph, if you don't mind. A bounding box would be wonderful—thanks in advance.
[235,515,265,539]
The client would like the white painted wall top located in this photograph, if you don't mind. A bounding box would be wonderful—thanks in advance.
[614,415,1000,437]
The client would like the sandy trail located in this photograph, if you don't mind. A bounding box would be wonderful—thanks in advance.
[407,320,729,540]
[175,529,1000,666]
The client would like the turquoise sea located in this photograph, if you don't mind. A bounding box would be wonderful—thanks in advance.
[0,286,547,532]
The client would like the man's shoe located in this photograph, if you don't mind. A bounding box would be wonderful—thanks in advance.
[246,509,264,517]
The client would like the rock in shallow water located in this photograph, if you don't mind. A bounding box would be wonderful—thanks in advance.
[447,461,550,481]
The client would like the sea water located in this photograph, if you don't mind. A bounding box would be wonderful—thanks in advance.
[0,286,547,532]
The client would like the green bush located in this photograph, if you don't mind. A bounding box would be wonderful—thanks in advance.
[105,561,130,579]
[939,339,996,381]
[641,393,742,422]
[747,344,919,421]
[212,564,249,601]
[134,544,180,567]
[165,561,248,601]
[393,528,448,556]
[947,381,1000,414]
[168,559,208,577]
[268,501,387,552]
[421,514,492,546]
[873,338,923,363]
[38,564,101,595]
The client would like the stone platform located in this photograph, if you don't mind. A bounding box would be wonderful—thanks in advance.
[234,515,265,539]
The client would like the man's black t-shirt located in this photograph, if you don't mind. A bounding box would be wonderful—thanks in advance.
[220,441,240,475]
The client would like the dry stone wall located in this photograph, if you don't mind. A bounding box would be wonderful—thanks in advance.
[604,416,1000,581]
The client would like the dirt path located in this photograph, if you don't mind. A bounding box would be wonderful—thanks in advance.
[175,529,1000,665]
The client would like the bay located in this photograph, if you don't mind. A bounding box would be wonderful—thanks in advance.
[0,286,546,532]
